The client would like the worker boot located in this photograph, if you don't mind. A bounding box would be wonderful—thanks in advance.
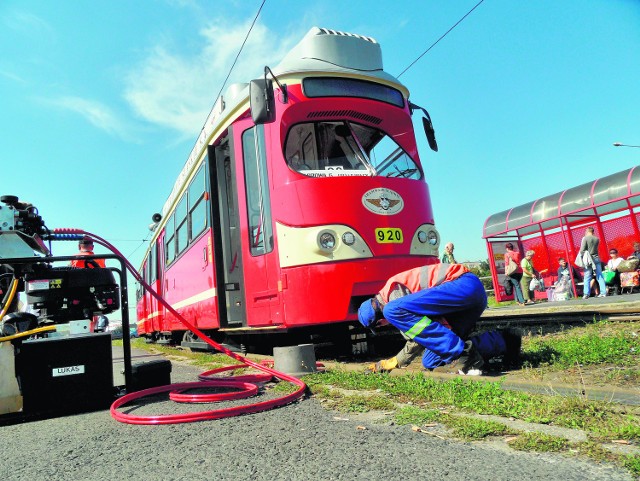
[457,340,484,376]
[366,356,398,373]
[500,328,522,368]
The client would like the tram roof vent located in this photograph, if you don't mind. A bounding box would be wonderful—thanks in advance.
[274,26,392,78]
[307,110,383,125]
[316,28,378,44]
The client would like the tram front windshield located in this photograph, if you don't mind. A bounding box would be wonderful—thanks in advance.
[285,121,421,179]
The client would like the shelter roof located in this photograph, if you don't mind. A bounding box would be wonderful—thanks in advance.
[483,166,640,238]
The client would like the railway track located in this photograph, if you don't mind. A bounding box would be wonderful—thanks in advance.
[479,293,640,330]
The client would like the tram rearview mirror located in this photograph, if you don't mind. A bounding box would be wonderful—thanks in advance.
[422,117,438,152]
[250,79,275,124]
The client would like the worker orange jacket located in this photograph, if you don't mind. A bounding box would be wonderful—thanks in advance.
[70,251,106,268]
[376,263,469,306]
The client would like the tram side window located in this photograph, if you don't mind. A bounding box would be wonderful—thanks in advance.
[242,125,273,256]
[176,194,188,255]
[284,121,421,180]
[188,164,208,239]
[165,213,176,264]
[148,243,157,282]
[137,260,147,300]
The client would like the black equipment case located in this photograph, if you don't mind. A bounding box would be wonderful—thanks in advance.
[14,333,114,415]
[129,359,172,392]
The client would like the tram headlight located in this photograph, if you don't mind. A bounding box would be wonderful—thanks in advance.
[427,230,438,246]
[417,230,428,244]
[318,230,337,252]
[342,231,356,246]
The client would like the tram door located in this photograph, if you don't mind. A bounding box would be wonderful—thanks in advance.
[155,232,167,332]
[208,123,280,329]
[209,135,246,327]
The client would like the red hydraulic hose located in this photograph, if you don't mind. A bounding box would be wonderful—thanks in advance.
[54,228,309,425]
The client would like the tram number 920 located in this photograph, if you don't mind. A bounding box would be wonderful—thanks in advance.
[375,228,403,243]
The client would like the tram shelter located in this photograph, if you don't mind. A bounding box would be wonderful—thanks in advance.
[483,166,640,302]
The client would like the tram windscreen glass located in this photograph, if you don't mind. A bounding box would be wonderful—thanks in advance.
[285,121,422,179]
[303,78,404,108]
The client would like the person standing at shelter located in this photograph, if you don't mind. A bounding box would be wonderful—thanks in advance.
[70,237,106,268]
[520,250,538,305]
[441,242,456,264]
[579,227,606,299]
[504,243,525,306]
[633,242,640,259]
[357,263,490,375]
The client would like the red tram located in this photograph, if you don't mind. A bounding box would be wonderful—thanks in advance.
[136,27,441,349]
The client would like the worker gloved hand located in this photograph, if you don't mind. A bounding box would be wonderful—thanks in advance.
[366,356,398,373]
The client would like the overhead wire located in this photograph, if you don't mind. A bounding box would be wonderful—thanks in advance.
[202,0,267,133]
[133,0,267,262]
[125,230,152,259]
[397,0,486,78]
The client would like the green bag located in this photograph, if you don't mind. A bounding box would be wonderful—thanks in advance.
[603,270,616,285]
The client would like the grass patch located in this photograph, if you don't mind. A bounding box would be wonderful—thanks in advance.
[622,454,640,477]
[395,406,512,440]
[487,295,518,308]
[395,405,441,425]
[509,437,640,477]
[602,367,640,385]
[508,432,569,452]
[270,381,301,394]
[334,394,396,413]
[521,321,640,369]
[574,441,618,464]
[447,416,511,440]
[311,388,396,413]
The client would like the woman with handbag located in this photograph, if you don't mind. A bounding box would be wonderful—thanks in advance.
[504,243,525,306]
[520,250,539,305]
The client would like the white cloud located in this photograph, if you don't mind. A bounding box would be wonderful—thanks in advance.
[45,96,135,141]
[124,20,299,136]
[4,10,54,38]
[0,69,26,84]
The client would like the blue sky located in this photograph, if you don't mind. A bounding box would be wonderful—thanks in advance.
[2,1,639,309]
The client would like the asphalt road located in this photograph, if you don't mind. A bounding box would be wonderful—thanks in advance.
[0,353,633,481]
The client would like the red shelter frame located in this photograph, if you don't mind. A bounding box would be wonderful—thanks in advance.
[483,166,640,302]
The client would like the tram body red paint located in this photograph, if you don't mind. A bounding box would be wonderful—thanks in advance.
[136,28,441,342]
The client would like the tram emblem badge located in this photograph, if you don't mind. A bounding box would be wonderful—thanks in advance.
[362,188,404,215]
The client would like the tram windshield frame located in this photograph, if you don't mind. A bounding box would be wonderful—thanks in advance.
[284,120,422,179]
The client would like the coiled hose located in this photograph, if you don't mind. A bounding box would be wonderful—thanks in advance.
[53,229,308,425]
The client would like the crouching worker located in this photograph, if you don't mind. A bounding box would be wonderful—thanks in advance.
[358,263,512,375]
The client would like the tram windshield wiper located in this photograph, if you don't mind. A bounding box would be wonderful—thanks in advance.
[388,167,418,178]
